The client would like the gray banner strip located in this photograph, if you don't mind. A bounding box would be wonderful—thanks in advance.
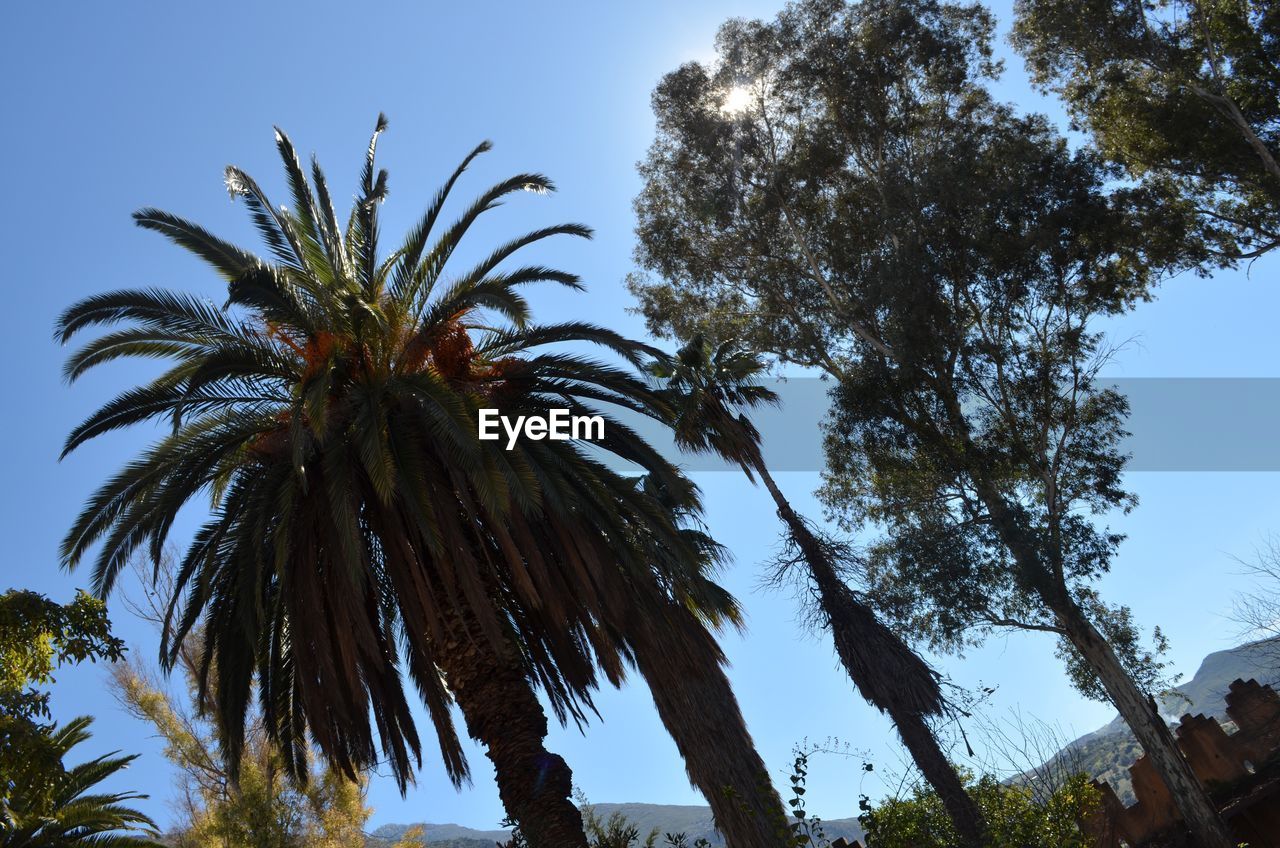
[604,378,1280,473]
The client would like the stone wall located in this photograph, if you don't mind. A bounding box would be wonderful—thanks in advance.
[1081,678,1280,847]
[840,678,1280,847]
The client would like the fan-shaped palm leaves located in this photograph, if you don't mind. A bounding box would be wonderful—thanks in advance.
[650,336,986,845]
[2,716,160,848]
[58,118,787,847]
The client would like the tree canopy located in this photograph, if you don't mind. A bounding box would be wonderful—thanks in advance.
[859,773,1099,848]
[1,589,123,722]
[630,1,1234,843]
[1013,0,1280,264]
[56,116,786,847]
[1,589,126,823]
[1,715,160,848]
[631,0,1159,680]
[634,0,1011,363]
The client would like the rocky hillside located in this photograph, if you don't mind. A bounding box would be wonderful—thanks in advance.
[1024,638,1278,804]
[367,822,508,848]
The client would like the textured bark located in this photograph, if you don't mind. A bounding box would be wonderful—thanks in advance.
[755,465,986,846]
[967,472,1236,848]
[892,710,985,846]
[630,606,791,848]
[437,610,588,848]
[937,391,1238,848]
[1059,602,1235,848]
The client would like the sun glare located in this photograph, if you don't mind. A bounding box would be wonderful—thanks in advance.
[721,84,753,115]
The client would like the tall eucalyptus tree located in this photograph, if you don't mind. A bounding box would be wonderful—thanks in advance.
[631,2,1234,844]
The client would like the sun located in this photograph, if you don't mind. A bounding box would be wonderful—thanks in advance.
[721,84,754,115]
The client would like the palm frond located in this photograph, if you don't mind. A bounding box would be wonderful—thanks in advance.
[58,119,744,806]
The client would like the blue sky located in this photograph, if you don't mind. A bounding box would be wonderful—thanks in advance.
[4,0,1280,834]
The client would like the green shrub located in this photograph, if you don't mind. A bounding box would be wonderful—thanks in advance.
[860,773,1100,848]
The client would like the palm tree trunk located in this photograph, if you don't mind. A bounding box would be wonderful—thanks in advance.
[437,608,588,848]
[891,710,985,844]
[629,604,791,848]
[752,463,986,846]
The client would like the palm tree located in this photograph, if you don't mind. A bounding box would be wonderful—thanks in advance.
[2,716,160,848]
[650,336,986,845]
[624,478,792,848]
[57,118,788,848]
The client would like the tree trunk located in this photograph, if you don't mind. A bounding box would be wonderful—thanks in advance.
[629,604,791,848]
[891,709,985,846]
[1057,601,1236,848]
[437,610,588,848]
[754,464,986,847]
[955,437,1237,848]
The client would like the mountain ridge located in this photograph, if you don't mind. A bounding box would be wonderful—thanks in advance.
[367,802,868,847]
[1020,638,1279,804]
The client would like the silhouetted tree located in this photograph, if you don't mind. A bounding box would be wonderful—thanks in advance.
[650,336,983,844]
[630,2,1231,844]
[58,118,786,848]
[1014,0,1280,265]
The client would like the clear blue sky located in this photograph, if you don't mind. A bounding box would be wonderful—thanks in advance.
[4,0,1280,834]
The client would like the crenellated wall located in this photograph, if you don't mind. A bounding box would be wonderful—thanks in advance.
[1080,678,1280,847]
[841,679,1280,848]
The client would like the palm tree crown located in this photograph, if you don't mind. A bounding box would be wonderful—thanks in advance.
[2,716,160,848]
[650,335,987,843]
[57,116,727,794]
[648,333,778,476]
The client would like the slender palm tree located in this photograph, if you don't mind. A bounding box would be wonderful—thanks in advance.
[623,478,792,848]
[57,118,788,848]
[3,716,160,848]
[650,336,986,845]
